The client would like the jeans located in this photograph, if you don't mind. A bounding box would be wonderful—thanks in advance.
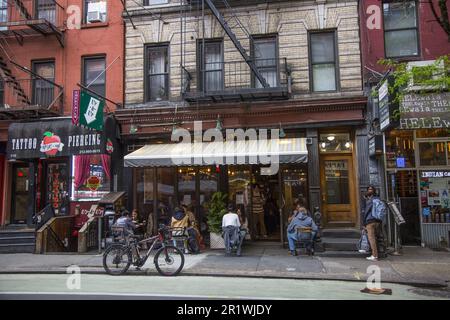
[287,231,317,251]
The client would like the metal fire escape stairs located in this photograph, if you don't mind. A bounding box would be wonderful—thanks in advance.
[6,0,65,47]
[203,0,269,88]
[0,48,30,106]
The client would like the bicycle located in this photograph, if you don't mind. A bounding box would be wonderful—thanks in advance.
[102,225,185,276]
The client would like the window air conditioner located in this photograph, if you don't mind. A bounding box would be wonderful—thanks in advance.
[87,11,102,23]
[406,60,446,92]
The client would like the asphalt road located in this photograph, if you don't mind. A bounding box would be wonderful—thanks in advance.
[0,274,449,300]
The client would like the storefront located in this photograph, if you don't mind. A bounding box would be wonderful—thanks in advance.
[4,116,121,227]
[384,92,450,248]
[384,129,450,248]
[124,136,309,243]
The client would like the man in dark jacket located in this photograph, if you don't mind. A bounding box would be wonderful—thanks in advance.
[362,185,382,261]
[286,207,318,256]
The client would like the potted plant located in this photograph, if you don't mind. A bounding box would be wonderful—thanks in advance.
[206,191,227,249]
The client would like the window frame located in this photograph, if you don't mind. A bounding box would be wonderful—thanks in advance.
[83,0,108,24]
[31,59,55,106]
[35,0,56,24]
[308,30,339,93]
[144,0,169,6]
[144,43,170,103]
[251,35,280,88]
[197,39,225,93]
[82,55,106,98]
[382,0,420,59]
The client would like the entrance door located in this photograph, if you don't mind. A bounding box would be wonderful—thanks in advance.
[44,161,69,216]
[11,164,31,224]
[320,155,356,227]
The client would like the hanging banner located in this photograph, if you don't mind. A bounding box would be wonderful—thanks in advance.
[72,90,80,125]
[79,90,104,131]
[399,92,450,129]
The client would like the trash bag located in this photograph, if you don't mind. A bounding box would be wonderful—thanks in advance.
[357,229,371,252]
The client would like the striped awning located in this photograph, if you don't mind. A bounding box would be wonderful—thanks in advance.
[124,138,308,168]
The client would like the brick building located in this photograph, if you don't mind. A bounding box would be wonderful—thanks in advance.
[118,0,368,245]
[0,0,124,252]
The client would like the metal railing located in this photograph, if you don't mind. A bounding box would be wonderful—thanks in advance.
[182,58,291,95]
[0,0,65,29]
[0,77,63,112]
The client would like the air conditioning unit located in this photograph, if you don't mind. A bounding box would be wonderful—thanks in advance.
[87,11,102,23]
[406,60,446,92]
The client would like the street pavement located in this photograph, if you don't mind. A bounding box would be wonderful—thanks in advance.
[0,243,449,289]
[0,274,449,300]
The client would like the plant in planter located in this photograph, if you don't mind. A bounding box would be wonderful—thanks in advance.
[205,191,227,249]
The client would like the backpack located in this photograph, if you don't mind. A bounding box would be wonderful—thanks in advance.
[372,199,387,221]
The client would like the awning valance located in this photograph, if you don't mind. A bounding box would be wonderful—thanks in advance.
[124,138,308,167]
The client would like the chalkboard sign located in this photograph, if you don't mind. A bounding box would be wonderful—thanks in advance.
[386,201,406,226]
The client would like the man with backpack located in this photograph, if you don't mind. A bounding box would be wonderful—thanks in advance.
[362,185,386,261]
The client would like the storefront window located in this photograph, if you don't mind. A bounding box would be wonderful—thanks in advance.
[157,168,175,225]
[416,129,449,138]
[135,168,155,229]
[319,133,352,153]
[48,162,69,215]
[419,141,448,167]
[178,167,196,207]
[385,130,415,169]
[419,170,450,223]
[199,167,218,229]
[72,155,111,201]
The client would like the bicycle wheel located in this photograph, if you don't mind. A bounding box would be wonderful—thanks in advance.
[103,244,132,275]
[154,245,185,276]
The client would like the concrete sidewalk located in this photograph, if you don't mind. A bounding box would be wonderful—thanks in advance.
[0,244,449,288]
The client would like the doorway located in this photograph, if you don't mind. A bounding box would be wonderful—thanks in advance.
[43,160,70,216]
[320,155,357,227]
[11,164,31,224]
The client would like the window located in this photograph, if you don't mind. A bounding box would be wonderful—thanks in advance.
[83,56,106,97]
[32,61,55,107]
[385,130,415,169]
[85,0,107,24]
[310,32,337,92]
[145,45,169,102]
[0,79,4,107]
[419,141,449,167]
[252,37,278,88]
[0,0,7,31]
[198,40,223,92]
[319,133,352,153]
[383,0,418,58]
[36,0,56,24]
[72,155,111,201]
[144,0,169,5]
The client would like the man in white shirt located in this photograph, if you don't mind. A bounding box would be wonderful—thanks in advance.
[222,204,242,256]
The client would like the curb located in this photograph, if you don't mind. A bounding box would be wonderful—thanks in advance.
[0,269,447,289]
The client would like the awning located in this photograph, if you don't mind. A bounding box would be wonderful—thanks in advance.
[124,138,308,167]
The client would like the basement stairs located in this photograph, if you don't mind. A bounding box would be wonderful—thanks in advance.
[0,226,36,253]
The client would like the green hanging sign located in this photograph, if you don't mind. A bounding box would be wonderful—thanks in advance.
[79,90,104,131]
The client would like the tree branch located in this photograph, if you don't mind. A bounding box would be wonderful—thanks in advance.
[428,0,450,41]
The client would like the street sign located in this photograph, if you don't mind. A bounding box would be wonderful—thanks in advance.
[72,90,80,125]
[79,90,104,131]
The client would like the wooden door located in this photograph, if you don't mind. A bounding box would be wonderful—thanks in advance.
[320,155,356,227]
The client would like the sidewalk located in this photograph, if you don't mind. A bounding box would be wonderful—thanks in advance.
[0,244,449,288]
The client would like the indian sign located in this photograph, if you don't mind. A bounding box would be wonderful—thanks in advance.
[399,92,450,129]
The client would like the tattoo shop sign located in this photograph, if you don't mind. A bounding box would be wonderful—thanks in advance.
[7,118,110,160]
[399,92,450,129]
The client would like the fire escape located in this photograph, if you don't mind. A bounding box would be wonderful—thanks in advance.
[0,0,65,120]
[181,0,291,103]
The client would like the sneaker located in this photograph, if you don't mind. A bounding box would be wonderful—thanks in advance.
[366,255,378,261]
[359,250,368,253]
[290,250,297,256]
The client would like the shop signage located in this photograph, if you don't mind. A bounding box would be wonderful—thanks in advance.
[86,175,102,191]
[399,92,450,129]
[7,119,113,160]
[378,76,398,131]
[421,171,450,178]
[72,90,80,125]
[79,90,104,131]
[368,135,383,157]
